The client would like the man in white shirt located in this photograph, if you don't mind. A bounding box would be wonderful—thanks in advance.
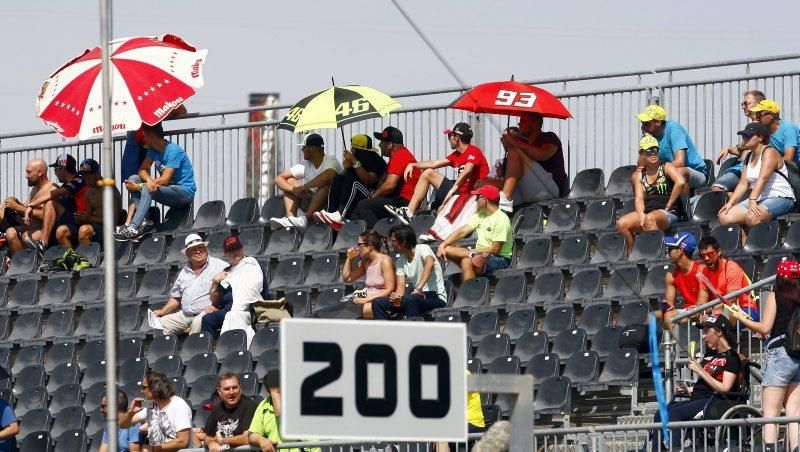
[270,133,344,231]
[153,234,228,335]
[120,371,193,451]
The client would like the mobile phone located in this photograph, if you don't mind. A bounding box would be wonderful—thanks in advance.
[142,400,155,409]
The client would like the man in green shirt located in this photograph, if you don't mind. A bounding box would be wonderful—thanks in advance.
[246,369,320,452]
[437,185,513,281]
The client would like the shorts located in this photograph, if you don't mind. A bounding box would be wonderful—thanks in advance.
[660,209,680,226]
[478,255,511,276]
[87,222,104,244]
[433,178,456,211]
[736,197,795,219]
[712,172,740,192]
[687,167,708,189]
[762,340,800,386]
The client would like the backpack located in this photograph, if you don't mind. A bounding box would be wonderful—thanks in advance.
[744,149,800,212]
[40,249,92,273]
[784,304,800,358]
[619,324,650,353]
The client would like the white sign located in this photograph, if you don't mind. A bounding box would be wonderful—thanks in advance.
[280,318,467,442]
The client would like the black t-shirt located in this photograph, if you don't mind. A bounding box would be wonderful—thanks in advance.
[202,396,258,438]
[771,291,796,339]
[531,132,568,197]
[691,348,741,400]
[57,174,87,213]
[352,149,387,190]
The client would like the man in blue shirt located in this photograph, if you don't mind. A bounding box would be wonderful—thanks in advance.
[116,122,197,240]
[99,390,141,452]
[750,99,800,162]
[0,397,18,452]
[713,90,764,192]
[637,105,707,188]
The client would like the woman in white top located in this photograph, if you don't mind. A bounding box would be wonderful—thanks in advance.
[120,371,193,450]
[719,122,796,227]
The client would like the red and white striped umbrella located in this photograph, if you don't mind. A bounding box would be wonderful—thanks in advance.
[35,34,208,140]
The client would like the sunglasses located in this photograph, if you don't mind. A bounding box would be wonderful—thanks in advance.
[643,148,660,156]
[740,133,755,140]
[141,385,150,389]
[700,250,718,259]
[357,242,369,248]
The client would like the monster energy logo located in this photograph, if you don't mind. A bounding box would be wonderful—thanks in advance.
[656,181,668,194]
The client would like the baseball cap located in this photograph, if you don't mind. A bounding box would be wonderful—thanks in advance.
[749,99,781,114]
[297,133,324,148]
[263,366,281,390]
[471,185,501,203]
[737,122,769,138]
[636,105,667,122]
[49,153,77,172]
[79,159,100,174]
[640,135,659,150]
[695,314,735,344]
[444,122,473,139]
[373,126,403,145]
[664,231,697,256]
[223,235,243,253]
[134,126,145,145]
[777,260,800,280]
[351,134,374,151]
[181,233,208,254]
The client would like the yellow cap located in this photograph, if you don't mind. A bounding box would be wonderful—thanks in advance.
[749,99,780,114]
[640,135,659,150]
[351,134,374,151]
[636,105,667,122]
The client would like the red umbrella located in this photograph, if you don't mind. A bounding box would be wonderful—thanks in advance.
[450,80,572,119]
[35,34,208,140]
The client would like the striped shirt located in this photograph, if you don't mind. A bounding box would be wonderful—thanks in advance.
[171,256,228,315]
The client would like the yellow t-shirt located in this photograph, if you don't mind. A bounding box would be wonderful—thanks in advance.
[466,371,485,428]
[467,208,513,259]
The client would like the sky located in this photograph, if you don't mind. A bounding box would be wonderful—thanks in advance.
[2,0,800,136]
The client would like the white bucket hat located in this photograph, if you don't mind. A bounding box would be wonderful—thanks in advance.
[182,233,209,254]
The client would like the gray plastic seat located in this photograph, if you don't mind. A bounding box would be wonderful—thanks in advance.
[543,203,579,234]
[552,235,590,267]
[164,234,190,265]
[74,305,105,338]
[250,325,280,357]
[119,357,149,386]
[238,227,267,256]
[116,270,137,299]
[590,231,627,265]
[551,329,587,360]
[258,195,286,224]
[129,235,166,267]
[20,432,52,452]
[117,302,142,333]
[602,267,640,299]
[617,301,649,327]
[13,365,46,396]
[262,227,298,257]
[72,273,104,304]
[7,311,42,342]
[533,376,571,414]
[304,253,339,286]
[54,429,88,452]
[184,353,218,384]
[743,221,780,253]
[515,237,552,272]
[577,304,611,336]
[467,311,499,343]
[151,355,183,378]
[628,230,664,262]
[80,361,107,389]
[525,353,559,387]
[239,372,260,396]
[78,340,105,369]
[188,374,218,408]
[254,349,280,379]
[5,248,40,278]
[452,277,489,310]
[269,256,305,291]
[605,165,637,199]
[15,386,48,418]
[598,348,639,385]
[563,351,600,385]
[490,274,527,307]
[567,168,605,200]
[75,242,101,267]
[134,267,170,299]
[226,197,259,227]
[711,224,742,254]
[205,229,230,259]
[147,334,178,362]
[12,344,44,374]
[48,362,81,392]
[528,271,564,305]
[580,198,616,231]
[513,205,543,238]
[50,406,86,439]
[7,279,39,309]
[564,268,602,303]
[641,264,672,298]
[45,342,76,372]
[689,191,726,225]
[216,329,247,359]
[180,333,212,362]
[541,306,574,337]
[50,383,82,413]
[331,221,366,252]
[115,240,133,266]
[590,326,623,359]
[189,200,226,230]
[219,350,253,374]
[39,276,70,307]
[474,334,511,366]
[514,331,548,363]
[283,290,311,318]
[18,408,51,439]
[503,309,535,342]
[298,223,333,253]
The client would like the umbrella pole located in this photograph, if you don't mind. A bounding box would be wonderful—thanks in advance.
[501,75,514,181]
[99,1,118,451]
[330,76,348,149]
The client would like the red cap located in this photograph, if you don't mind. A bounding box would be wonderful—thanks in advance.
[777,260,800,280]
[223,235,243,252]
[471,185,500,203]
[134,127,145,145]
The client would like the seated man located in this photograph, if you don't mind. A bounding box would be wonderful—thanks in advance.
[153,234,229,335]
[270,133,344,231]
[99,390,141,452]
[436,185,512,281]
[202,373,258,451]
[659,232,703,329]
[637,105,708,189]
[56,159,122,247]
[350,127,421,228]
[4,158,57,255]
[314,134,387,230]
[713,90,764,193]
[386,122,489,224]
[696,236,760,321]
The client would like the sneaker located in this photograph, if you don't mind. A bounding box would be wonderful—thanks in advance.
[321,211,343,231]
[418,234,436,243]
[114,225,142,240]
[138,220,154,236]
[287,215,308,231]
[385,205,413,225]
[115,225,127,234]
[499,192,513,213]
[313,211,330,225]
[269,216,293,230]
[23,237,46,254]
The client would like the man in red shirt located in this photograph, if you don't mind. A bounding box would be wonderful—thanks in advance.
[350,126,421,228]
[659,232,704,329]
[386,122,489,225]
[696,236,760,322]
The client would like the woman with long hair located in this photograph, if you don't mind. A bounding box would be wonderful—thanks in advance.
[342,230,395,319]
[731,260,800,450]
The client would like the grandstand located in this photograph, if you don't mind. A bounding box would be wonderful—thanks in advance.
[1,54,800,450]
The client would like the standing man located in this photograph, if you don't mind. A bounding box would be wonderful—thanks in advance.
[637,105,708,189]
[436,185,512,281]
[750,99,800,162]
[0,394,18,452]
[3,158,57,255]
[153,234,228,335]
[386,122,489,224]
[269,133,344,231]
[56,158,122,247]
[202,373,259,452]
[350,126,421,228]
[695,236,760,321]
[659,232,703,329]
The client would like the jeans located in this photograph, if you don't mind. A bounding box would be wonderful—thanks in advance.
[201,305,231,338]
[735,196,796,219]
[371,291,447,320]
[651,397,711,448]
[129,175,194,228]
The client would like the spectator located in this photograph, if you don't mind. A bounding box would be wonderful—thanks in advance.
[714,90,765,193]
[342,230,395,319]
[3,158,57,255]
[202,373,259,452]
[207,235,267,345]
[652,315,740,450]
[58,159,122,247]
[730,260,800,450]
[637,105,708,189]
[616,135,687,254]
[386,122,489,225]
[153,234,228,335]
[99,389,141,452]
[718,122,796,228]
[436,185,512,281]
[269,133,344,232]
[121,106,188,182]
[750,99,800,162]
[498,113,569,209]
[695,236,760,321]
[246,368,319,452]
[436,370,486,452]
[371,225,447,320]
[658,232,703,329]
[120,372,193,451]
[0,393,18,452]
[349,127,421,228]
[116,123,196,240]
[314,134,387,230]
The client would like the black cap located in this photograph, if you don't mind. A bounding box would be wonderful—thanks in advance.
[299,133,324,148]
[446,122,473,140]
[49,153,77,173]
[737,122,769,138]
[373,126,403,145]
[695,314,735,344]
[263,367,281,390]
